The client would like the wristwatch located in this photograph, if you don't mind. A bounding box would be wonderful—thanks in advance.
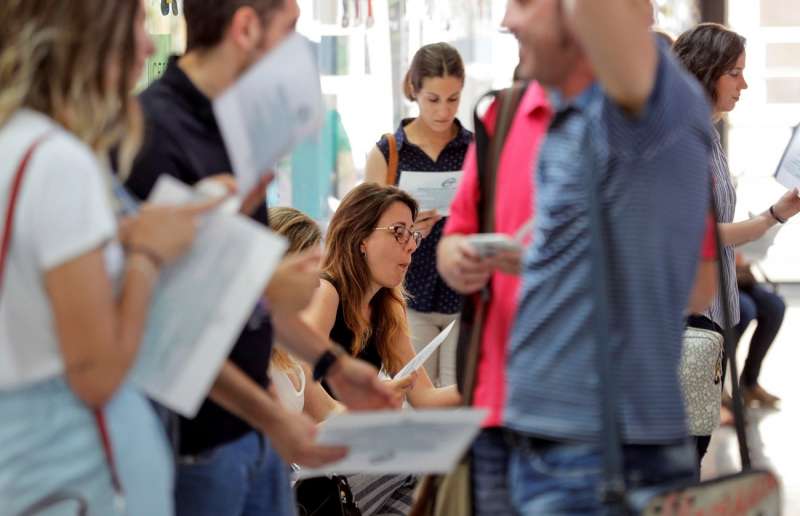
[313,345,346,382]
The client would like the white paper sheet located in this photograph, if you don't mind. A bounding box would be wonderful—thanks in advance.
[394,321,455,381]
[775,125,800,190]
[213,33,323,195]
[132,176,288,417]
[295,409,486,479]
[398,171,462,216]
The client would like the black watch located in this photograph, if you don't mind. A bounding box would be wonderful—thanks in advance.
[313,346,344,382]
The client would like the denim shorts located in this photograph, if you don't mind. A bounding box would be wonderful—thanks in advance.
[0,377,173,516]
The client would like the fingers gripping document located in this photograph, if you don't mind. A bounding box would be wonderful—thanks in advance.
[296,409,486,479]
[393,321,455,381]
[132,176,288,417]
[213,32,324,195]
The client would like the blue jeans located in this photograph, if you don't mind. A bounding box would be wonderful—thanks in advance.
[471,429,514,516]
[175,431,296,516]
[507,434,697,515]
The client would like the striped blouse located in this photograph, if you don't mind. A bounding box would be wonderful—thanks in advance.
[705,129,740,327]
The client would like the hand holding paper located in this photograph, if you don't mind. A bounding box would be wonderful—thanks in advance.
[295,408,486,478]
[327,353,402,411]
[133,176,288,417]
[384,374,417,406]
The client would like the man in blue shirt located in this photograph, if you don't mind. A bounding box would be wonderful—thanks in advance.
[501,1,713,513]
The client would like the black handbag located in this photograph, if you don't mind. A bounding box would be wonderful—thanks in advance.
[294,475,361,516]
[588,160,781,514]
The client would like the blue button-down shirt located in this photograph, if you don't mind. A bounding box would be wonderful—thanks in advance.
[505,46,713,444]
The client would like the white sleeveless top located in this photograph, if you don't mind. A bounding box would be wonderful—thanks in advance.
[269,361,306,413]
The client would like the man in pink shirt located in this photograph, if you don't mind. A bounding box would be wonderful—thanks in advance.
[437,78,552,514]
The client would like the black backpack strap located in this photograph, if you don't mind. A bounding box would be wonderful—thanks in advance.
[455,83,528,400]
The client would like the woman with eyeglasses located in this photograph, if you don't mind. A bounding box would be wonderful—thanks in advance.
[301,182,460,409]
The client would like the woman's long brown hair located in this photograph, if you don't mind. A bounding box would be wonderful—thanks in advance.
[323,182,418,375]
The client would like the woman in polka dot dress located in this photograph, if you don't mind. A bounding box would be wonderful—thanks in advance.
[365,42,473,387]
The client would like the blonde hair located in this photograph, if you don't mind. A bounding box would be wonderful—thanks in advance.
[268,207,323,255]
[0,0,144,172]
[269,207,322,371]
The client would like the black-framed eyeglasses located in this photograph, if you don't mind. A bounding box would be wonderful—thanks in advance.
[374,224,423,246]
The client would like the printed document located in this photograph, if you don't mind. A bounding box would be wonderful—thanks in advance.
[394,321,455,380]
[775,124,800,190]
[214,33,323,195]
[295,409,486,478]
[398,171,462,216]
[132,176,287,417]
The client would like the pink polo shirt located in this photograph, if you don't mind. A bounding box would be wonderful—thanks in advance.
[444,82,552,428]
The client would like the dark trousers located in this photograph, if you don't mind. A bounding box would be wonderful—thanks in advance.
[732,284,785,387]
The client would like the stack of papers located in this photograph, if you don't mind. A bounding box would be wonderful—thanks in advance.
[296,408,486,478]
[133,176,287,417]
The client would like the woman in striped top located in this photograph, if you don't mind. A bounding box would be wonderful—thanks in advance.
[675,23,800,460]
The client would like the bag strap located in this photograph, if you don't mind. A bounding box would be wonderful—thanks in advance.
[476,83,527,234]
[0,134,126,512]
[586,148,627,509]
[384,133,399,185]
[0,135,49,294]
[458,85,528,405]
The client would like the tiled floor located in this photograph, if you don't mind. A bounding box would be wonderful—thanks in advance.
[702,284,800,513]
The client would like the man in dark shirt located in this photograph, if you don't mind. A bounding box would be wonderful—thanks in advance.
[127,1,395,514]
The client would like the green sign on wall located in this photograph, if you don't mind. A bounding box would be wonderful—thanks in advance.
[135,33,172,92]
